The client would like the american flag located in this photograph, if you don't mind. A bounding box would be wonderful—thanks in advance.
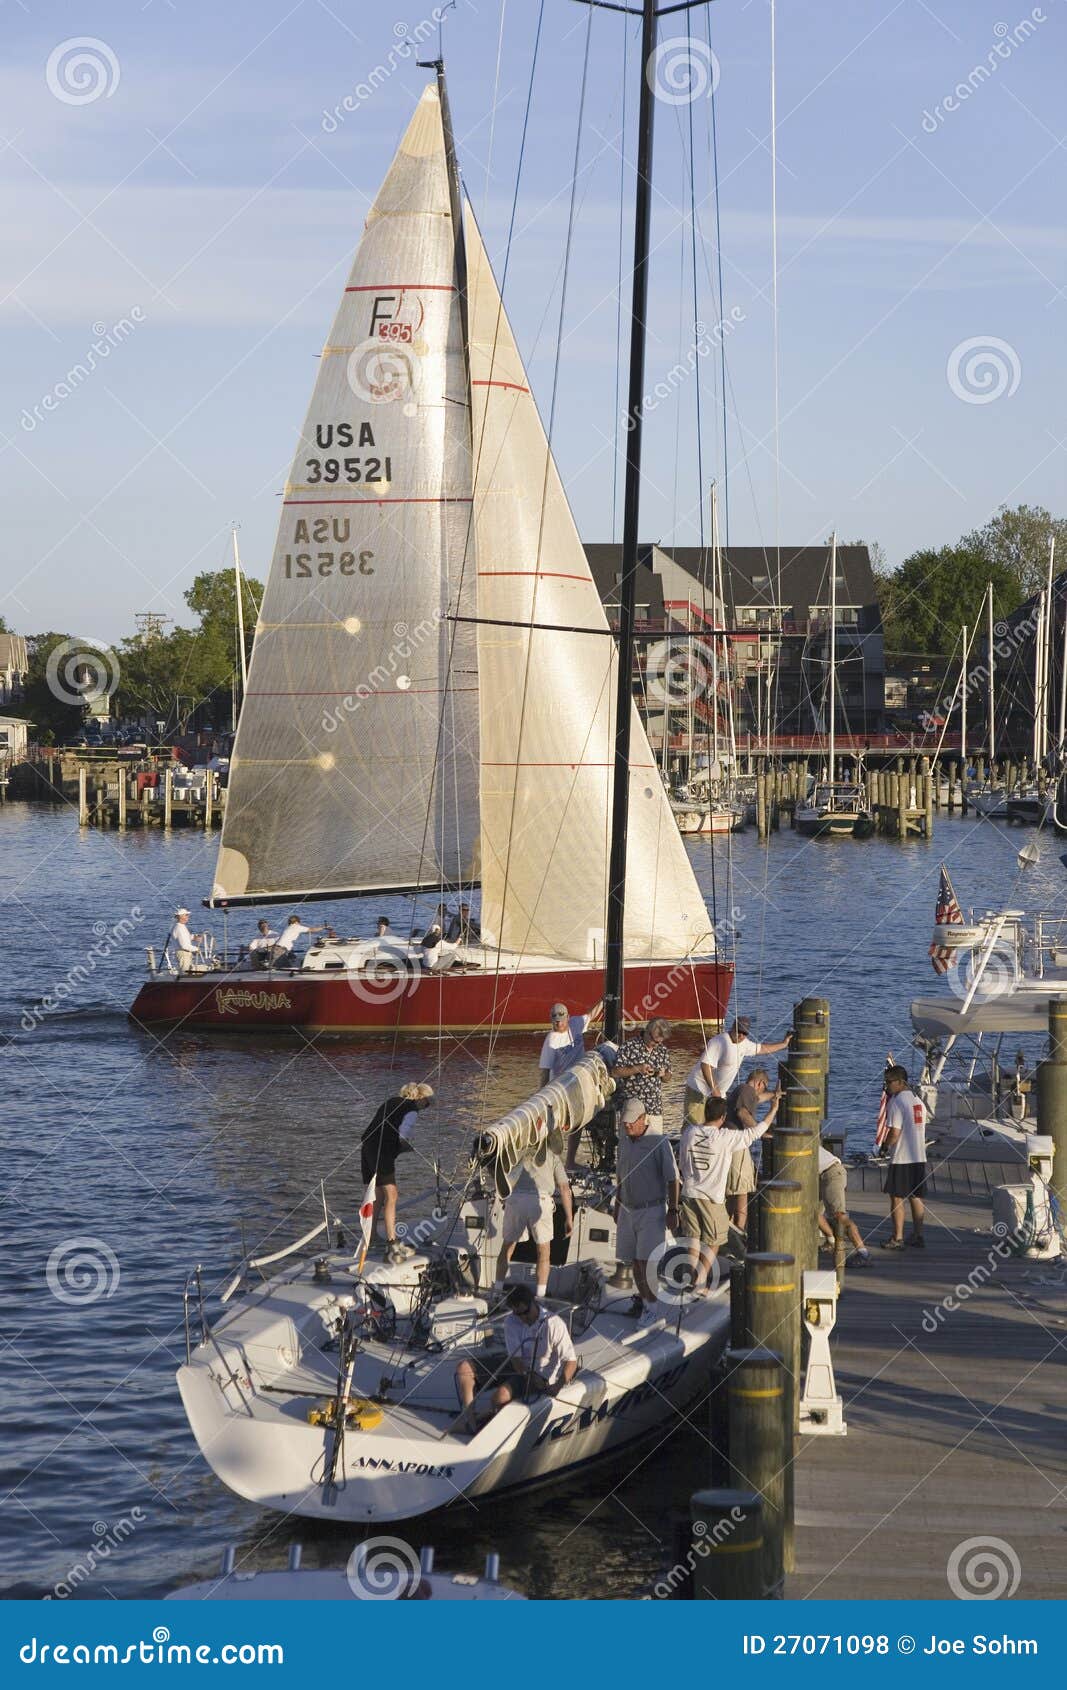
[875,1053,894,1149]
[929,863,963,975]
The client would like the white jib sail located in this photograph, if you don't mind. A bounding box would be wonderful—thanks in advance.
[464,205,714,963]
[213,85,479,902]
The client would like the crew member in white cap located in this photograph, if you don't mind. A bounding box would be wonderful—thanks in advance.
[169,907,203,974]
[614,1096,680,1320]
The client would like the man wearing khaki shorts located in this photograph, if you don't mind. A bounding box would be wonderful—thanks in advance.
[496,1150,573,1298]
[678,1097,777,1289]
[724,1068,780,1237]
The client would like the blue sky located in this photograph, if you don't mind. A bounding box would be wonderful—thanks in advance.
[1,0,1065,640]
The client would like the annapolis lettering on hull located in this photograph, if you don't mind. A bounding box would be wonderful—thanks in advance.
[533,1362,689,1447]
[214,988,294,1015]
[354,1457,456,1479]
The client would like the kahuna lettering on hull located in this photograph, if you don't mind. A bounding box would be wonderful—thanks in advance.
[533,1362,690,1447]
[214,988,294,1015]
[354,1457,456,1479]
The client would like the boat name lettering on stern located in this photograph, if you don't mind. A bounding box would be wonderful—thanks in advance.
[353,1457,455,1479]
[214,989,294,1015]
[533,1362,689,1447]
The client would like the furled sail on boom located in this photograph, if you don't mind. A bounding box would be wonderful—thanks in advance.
[213,86,479,903]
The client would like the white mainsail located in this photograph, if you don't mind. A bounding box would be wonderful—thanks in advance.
[213,85,479,902]
[465,205,714,963]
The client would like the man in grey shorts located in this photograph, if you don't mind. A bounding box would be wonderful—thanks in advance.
[614,1097,680,1321]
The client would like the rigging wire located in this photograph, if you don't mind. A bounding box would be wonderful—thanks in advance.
[704,1,730,545]
[611,20,631,542]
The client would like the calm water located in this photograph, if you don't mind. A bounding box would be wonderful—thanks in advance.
[0,801,1059,1600]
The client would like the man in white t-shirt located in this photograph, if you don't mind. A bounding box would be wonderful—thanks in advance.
[880,1065,928,1250]
[247,919,277,967]
[169,907,203,974]
[678,1096,775,1288]
[496,1149,573,1298]
[269,913,330,966]
[683,1017,792,1125]
[452,1285,577,1431]
[539,1003,591,1085]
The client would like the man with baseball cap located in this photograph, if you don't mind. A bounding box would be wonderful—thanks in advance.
[614,1096,680,1321]
[683,1016,791,1125]
[169,907,204,974]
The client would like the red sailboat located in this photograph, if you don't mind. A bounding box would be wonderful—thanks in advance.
[129,79,731,1037]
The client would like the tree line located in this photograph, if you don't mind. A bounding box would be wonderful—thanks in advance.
[874,504,1067,657]
[8,569,263,743]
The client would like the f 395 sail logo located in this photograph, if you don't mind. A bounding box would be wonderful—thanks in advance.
[347,291,426,414]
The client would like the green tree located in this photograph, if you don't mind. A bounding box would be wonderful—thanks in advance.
[963,503,1067,598]
[879,546,1020,656]
[114,567,263,733]
[22,631,112,740]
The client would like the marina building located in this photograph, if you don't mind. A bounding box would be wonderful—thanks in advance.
[585,542,887,757]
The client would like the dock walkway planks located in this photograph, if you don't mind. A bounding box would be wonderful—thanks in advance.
[788,1177,1067,1599]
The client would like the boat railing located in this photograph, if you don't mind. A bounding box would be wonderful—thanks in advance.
[183,1265,209,1361]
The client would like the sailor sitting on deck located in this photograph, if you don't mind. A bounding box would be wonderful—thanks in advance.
[246,919,277,967]
[453,1285,577,1431]
[420,904,458,973]
[445,901,481,945]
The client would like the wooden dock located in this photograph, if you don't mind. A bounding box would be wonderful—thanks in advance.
[789,1169,1067,1599]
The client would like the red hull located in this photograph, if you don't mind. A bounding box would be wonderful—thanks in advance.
[128,959,733,1035]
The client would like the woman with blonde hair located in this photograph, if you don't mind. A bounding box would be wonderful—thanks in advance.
[360,1083,434,1264]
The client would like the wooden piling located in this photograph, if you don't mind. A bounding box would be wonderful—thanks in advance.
[688,1490,766,1600]
[117,772,127,830]
[771,1115,819,1275]
[204,773,214,830]
[78,766,88,825]
[1037,998,1067,1216]
[744,1249,801,1461]
[163,767,173,829]
[727,1347,789,1598]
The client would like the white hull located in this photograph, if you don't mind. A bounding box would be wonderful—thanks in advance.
[179,1225,727,1525]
